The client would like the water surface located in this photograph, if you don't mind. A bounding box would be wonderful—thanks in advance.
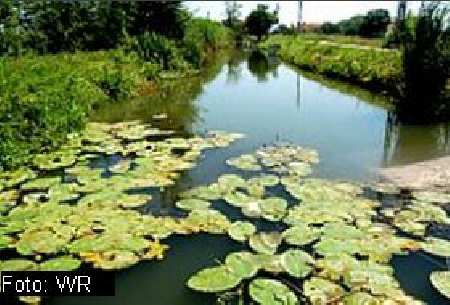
[51,50,450,305]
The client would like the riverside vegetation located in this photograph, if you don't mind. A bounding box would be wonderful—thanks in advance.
[0,1,230,170]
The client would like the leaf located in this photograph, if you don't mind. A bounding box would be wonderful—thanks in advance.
[249,232,282,255]
[430,271,450,299]
[422,237,450,257]
[303,277,345,305]
[249,278,298,305]
[176,199,211,211]
[280,249,313,278]
[228,221,256,242]
[39,256,81,271]
[225,251,259,279]
[282,224,321,246]
[187,266,241,293]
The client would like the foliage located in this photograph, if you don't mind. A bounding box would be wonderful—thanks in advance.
[261,35,401,93]
[320,9,391,38]
[244,4,278,41]
[396,1,450,123]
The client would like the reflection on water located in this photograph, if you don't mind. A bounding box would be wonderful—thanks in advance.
[383,112,450,166]
[56,50,450,305]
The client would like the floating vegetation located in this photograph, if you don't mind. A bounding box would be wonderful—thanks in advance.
[1,126,449,304]
[430,271,450,299]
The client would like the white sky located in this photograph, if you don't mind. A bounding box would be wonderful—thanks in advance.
[184,1,423,25]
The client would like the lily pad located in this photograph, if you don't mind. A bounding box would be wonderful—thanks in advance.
[187,266,241,293]
[282,224,321,246]
[303,277,345,305]
[228,221,256,242]
[39,256,81,271]
[225,251,259,279]
[176,199,211,211]
[0,259,37,271]
[259,197,288,222]
[280,249,313,278]
[249,278,298,305]
[430,271,450,299]
[226,154,261,171]
[21,177,61,191]
[217,174,247,193]
[249,232,282,255]
[412,191,450,204]
[422,237,450,257]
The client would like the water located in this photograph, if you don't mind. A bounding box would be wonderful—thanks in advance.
[50,51,449,305]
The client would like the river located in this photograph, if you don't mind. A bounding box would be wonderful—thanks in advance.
[49,50,449,305]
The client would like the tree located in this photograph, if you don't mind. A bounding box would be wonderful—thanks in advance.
[397,1,449,123]
[321,22,340,34]
[244,4,278,41]
[360,9,391,37]
[338,15,365,35]
[224,1,241,28]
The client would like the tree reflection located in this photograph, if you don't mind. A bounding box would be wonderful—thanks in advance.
[383,112,450,166]
[247,50,279,82]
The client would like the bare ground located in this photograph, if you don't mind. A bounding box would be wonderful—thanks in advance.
[379,156,450,191]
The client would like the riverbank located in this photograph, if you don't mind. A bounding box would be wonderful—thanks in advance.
[0,19,230,170]
[260,35,402,95]
[380,156,450,191]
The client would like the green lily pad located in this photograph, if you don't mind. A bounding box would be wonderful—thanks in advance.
[16,229,70,255]
[180,185,222,201]
[249,278,298,305]
[430,271,450,299]
[225,251,259,279]
[249,232,282,255]
[217,174,247,193]
[39,256,81,271]
[33,151,77,170]
[282,224,321,246]
[342,292,379,304]
[228,221,256,242]
[224,191,256,208]
[68,233,150,253]
[248,174,280,187]
[176,199,211,211]
[280,249,313,278]
[87,250,140,270]
[226,154,261,171]
[422,237,450,257]
[412,191,450,204]
[187,266,241,293]
[0,259,37,271]
[0,168,36,189]
[303,277,345,305]
[259,197,288,222]
[21,177,61,191]
[0,234,12,250]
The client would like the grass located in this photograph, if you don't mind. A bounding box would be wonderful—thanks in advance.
[260,35,402,94]
[300,33,386,48]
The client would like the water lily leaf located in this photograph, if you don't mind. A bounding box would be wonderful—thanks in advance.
[225,251,259,279]
[185,209,231,234]
[249,278,298,305]
[16,229,70,255]
[224,191,255,208]
[21,177,61,191]
[412,191,450,204]
[259,197,288,222]
[342,292,379,304]
[48,183,80,202]
[180,185,222,201]
[0,259,37,271]
[228,221,256,242]
[0,190,19,213]
[187,266,241,293]
[282,224,321,246]
[254,254,284,273]
[304,277,345,305]
[176,199,211,211]
[226,154,261,171]
[249,232,282,255]
[248,174,280,187]
[142,240,169,260]
[0,234,12,250]
[217,174,247,193]
[39,256,81,271]
[422,237,450,257]
[0,168,36,189]
[110,159,132,174]
[68,233,150,253]
[280,249,313,278]
[33,151,77,170]
[430,271,450,299]
[85,250,139,270]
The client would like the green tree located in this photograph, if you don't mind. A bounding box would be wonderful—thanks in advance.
[397,1,449,123]
[320,22,340,34]
[360,9,391,38]
[244,4,278,41]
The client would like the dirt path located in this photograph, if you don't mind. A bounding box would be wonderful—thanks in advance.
[379,156,450,190]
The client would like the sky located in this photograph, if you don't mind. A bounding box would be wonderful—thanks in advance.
[184,1,423,25]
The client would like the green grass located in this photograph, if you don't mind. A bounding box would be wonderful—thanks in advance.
[300,33,386,48]
[261,35,401,93]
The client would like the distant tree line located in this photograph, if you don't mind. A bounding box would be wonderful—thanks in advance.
[320,9,391,38]
[0,1,188,55]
